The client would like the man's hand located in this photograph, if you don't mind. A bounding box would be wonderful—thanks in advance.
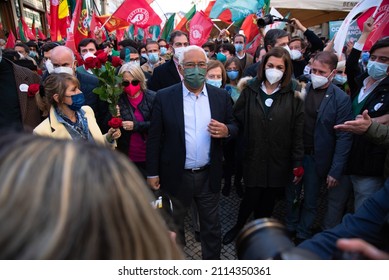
[147,176,160,190]
[337,238,389,260]
[326,175,338,189]
[208,119,229,138]
[357,17,374,44]
[290,18,307,33]
[334,110,372,135]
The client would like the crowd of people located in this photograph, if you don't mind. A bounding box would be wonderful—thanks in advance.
[0,14,389,260]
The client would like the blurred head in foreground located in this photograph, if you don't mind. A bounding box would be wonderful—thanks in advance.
[0,134,182,259]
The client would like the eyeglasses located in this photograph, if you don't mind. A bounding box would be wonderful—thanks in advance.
[182,62,207,69]
[122,80,140,87]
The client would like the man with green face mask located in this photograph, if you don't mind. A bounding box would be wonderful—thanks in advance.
[146,45,238,260]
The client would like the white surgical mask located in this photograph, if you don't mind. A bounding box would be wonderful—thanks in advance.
[283,45,291,56]
[174,47,186,60]
[82,52,95,61]
[303,65,311,75]
[265,68,284,85]
[311,73,330,89]
[53,66,74,75]
[290,49,302,60]
[45,59,54,74]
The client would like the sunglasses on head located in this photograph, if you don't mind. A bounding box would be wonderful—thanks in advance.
[122,80,140,87]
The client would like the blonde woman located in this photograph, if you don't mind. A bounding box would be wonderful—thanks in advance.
[0,134,182,259]
[117,63,156,176]
[34,73,120,146]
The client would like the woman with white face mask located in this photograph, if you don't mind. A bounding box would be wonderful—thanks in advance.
[223,47,305,245]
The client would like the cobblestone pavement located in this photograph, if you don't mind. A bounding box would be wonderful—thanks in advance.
[183,180,332,260]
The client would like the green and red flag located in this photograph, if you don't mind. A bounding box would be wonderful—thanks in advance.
[161,13,175,41]
[204,1,231,23]
[17,20,27,42]
[240,14,258,44]
[175,5,196,33]
[74,0,89,47]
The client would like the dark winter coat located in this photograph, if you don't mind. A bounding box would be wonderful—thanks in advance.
[233,77,304,188]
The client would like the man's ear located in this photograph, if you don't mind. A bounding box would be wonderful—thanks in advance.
[178,64,184,76]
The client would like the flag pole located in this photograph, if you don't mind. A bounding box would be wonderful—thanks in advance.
[101,15,113,29]
[152,0,168,21]
[213,22,221,31]
[226,21,235,30]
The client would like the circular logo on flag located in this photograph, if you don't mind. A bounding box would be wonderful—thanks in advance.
[128,8,149,26]
[191,24,204,41]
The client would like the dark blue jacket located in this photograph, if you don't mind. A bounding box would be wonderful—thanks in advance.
[146,83,238,196]
[307,83,353,180]
[299,176,389,259]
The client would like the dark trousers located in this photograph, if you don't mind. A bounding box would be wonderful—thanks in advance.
[235,187,282,229]
[172,169,221,260]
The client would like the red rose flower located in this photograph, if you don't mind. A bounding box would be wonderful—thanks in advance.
[28,84,40,97]
[108,117,122,129]
[96,50,108,64]
[293,166,304,177]
[111,56,122,68]
[84,57,97,70]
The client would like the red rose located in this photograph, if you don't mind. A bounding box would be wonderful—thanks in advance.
[28,84,40,97]
[96,50,108,64]
[108,117,122,129]
[83,57,97,70]
[293,166,304,177]
[111,56,122,68]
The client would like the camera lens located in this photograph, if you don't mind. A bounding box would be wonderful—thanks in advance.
[236,218,294,259]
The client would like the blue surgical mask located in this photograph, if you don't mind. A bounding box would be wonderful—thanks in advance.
[234,43,244,52]
[333,74,347,85]
[141,53,148,60]
[148,52,159,64]
[367,60,388,80]
[66,92,85,111]
[227,70,239,80]
[216,52,226,63]
[206,78,222,88]
[160,47,167,55]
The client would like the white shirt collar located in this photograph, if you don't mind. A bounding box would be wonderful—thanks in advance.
[182,82,208,97]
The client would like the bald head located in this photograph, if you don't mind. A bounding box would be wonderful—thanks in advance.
[51,46,75,68]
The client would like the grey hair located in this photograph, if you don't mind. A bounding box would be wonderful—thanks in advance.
[178,45,209,65]
[118,62,148,92]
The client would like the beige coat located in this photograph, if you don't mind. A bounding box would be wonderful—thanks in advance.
[33,105,116,148]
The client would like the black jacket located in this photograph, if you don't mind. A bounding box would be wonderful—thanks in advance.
[116,89,156,156]
[148,59,181,91]
[146,83,238,196]
[345,47,389,176]
[233,77,304,188]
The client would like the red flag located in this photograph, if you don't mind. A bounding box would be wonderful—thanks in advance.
[203,0,232,23]
[116,28,125,43]
[363,0,389,51]
[21,17,36,40]
[357,7,376,31]
[96,15,130,32]
[49,0,59,40]
[38,29,47,40]
[245,34,262,56]
[189,11,213,47]
[239,14,258,44]
[112,0,162,28]
[5,30,16,49]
